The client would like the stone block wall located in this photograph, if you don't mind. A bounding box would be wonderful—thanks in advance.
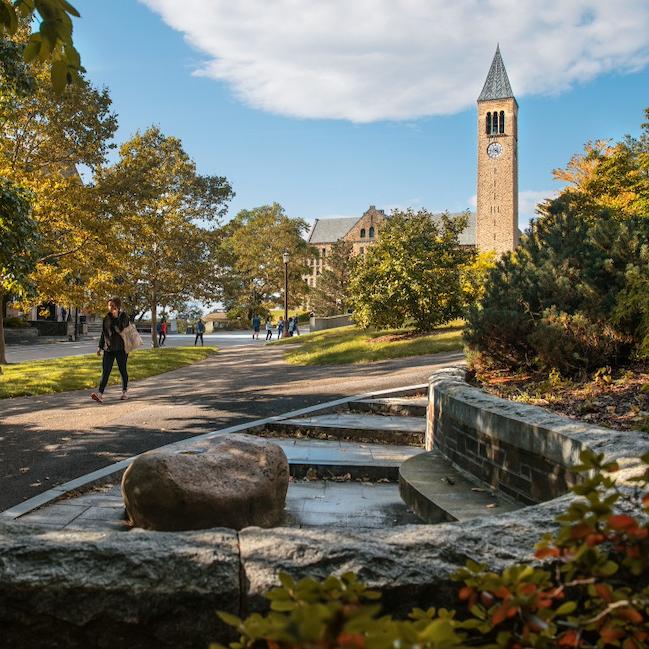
[309,314,353,331]
[427,367,646,504]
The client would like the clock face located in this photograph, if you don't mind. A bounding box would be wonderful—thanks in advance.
[487,142,503,159]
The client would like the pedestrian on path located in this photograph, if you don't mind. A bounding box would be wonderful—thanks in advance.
[265,317,273,341]
[287,317,295,336]
[195,318,205,346]
[293,318,300,336]
[91,297,130,403]
[277,317,284,339]
[157,319,167,347]
[251,314,261,340]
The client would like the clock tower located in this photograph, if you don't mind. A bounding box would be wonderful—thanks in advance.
[476,45,518,254]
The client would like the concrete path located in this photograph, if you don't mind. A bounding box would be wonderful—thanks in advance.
[16,479,422,532]
[0,345,463,510]
[5,331,290,363]
[15,438,423,532]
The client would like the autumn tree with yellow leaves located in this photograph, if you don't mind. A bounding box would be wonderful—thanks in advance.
[95,127,234,348]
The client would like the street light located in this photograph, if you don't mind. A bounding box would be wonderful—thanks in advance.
[282,250,290,337]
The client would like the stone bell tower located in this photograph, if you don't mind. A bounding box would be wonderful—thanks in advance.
[476,45,518,254]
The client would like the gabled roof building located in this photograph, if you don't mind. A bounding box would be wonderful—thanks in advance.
[304,206,476,288]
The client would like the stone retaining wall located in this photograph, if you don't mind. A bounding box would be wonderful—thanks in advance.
[427,367,647,503]
[2,370,649,648]
[309,314,353,331]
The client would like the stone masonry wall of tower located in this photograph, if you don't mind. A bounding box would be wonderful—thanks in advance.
[477,98,518,254]
[476,47,519,255]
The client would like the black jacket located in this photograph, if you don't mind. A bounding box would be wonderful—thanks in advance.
[98,311,129,352]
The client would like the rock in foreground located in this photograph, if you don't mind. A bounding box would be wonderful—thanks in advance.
[122,434,289,531]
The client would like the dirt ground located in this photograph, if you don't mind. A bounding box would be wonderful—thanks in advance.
[472,364,649,432]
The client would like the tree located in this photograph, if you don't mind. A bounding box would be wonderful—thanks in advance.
[349,209,472,331]
[0,57,119,319]
[551,108,649,218]
[460,250,496,312]
[217,204,310,320]
[95,127,234,347]
[310,239,353,316]
[0,178,39,364]
[0,0,82,93]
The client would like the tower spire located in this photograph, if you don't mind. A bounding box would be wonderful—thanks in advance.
[478,45,514,102]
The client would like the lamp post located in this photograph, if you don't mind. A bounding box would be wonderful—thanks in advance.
[282,250,290,337]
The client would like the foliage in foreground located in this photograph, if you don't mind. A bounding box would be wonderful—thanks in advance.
[349,209,473,332]
[272,324,463,365]
[0,0,82,93]
[215,449,649,648]
[0,346,216,398]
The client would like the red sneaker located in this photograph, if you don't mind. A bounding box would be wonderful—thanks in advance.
[90,392,104,404]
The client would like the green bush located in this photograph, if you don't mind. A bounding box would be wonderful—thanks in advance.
[349,210,472,332]
[3,316,30,328]
[214,449,649,649]
[465,195,649,374]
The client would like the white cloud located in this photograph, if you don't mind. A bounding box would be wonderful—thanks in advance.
[140,0,649,122]
[519,189,559,225]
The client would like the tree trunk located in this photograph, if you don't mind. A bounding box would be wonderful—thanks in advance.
[0,289,6,366]
[151,301,158,348]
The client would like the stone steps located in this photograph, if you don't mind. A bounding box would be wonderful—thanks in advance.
[270,437,421,481]
[263,413,425,447]
[345,397,428,418]
[399,450,522,524]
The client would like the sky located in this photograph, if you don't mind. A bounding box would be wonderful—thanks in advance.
[72,0,649,230]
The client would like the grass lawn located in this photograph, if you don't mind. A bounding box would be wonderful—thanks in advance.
[271,322,464,365]
[0,346,217,399]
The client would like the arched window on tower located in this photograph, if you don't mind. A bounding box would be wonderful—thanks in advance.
[369,226,375,238]
[499,111,505,134]
[486,112,491,134]
[360,228,366,238]
[492,111,499,134]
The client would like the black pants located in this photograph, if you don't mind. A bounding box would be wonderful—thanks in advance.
[158,332,166,346]
[194,333,203,346]
[99,350,128,393]
[265,329,273,340]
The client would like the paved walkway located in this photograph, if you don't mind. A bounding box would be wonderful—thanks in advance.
[0,345,463,510]
[16,438,423,531]
[5,331,288,363]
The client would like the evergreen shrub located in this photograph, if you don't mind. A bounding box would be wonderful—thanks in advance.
[464,195,649,374]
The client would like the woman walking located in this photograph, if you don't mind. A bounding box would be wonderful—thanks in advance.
[265,317,273,341]
[91,297,130,403]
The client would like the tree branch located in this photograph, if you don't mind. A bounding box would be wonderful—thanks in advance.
[38,236,92,263]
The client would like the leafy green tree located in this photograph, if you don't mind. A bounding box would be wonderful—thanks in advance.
[349,209,472,331]
[0,178,39,364]
[0,55,119,318]
[217,204,310,319]
[0,0,82,93]
[460,250,496,312]
[310,240,353,316]
[552,108,649,218]
[95,127,234,347]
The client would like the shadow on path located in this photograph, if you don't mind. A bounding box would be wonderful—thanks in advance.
[0,346,463,510]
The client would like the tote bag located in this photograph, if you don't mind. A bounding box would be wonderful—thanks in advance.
[119,322,143,354]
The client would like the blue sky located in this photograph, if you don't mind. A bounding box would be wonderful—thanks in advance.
[72,0,649,229]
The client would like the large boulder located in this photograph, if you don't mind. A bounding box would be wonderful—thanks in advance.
[122,434,289,531]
